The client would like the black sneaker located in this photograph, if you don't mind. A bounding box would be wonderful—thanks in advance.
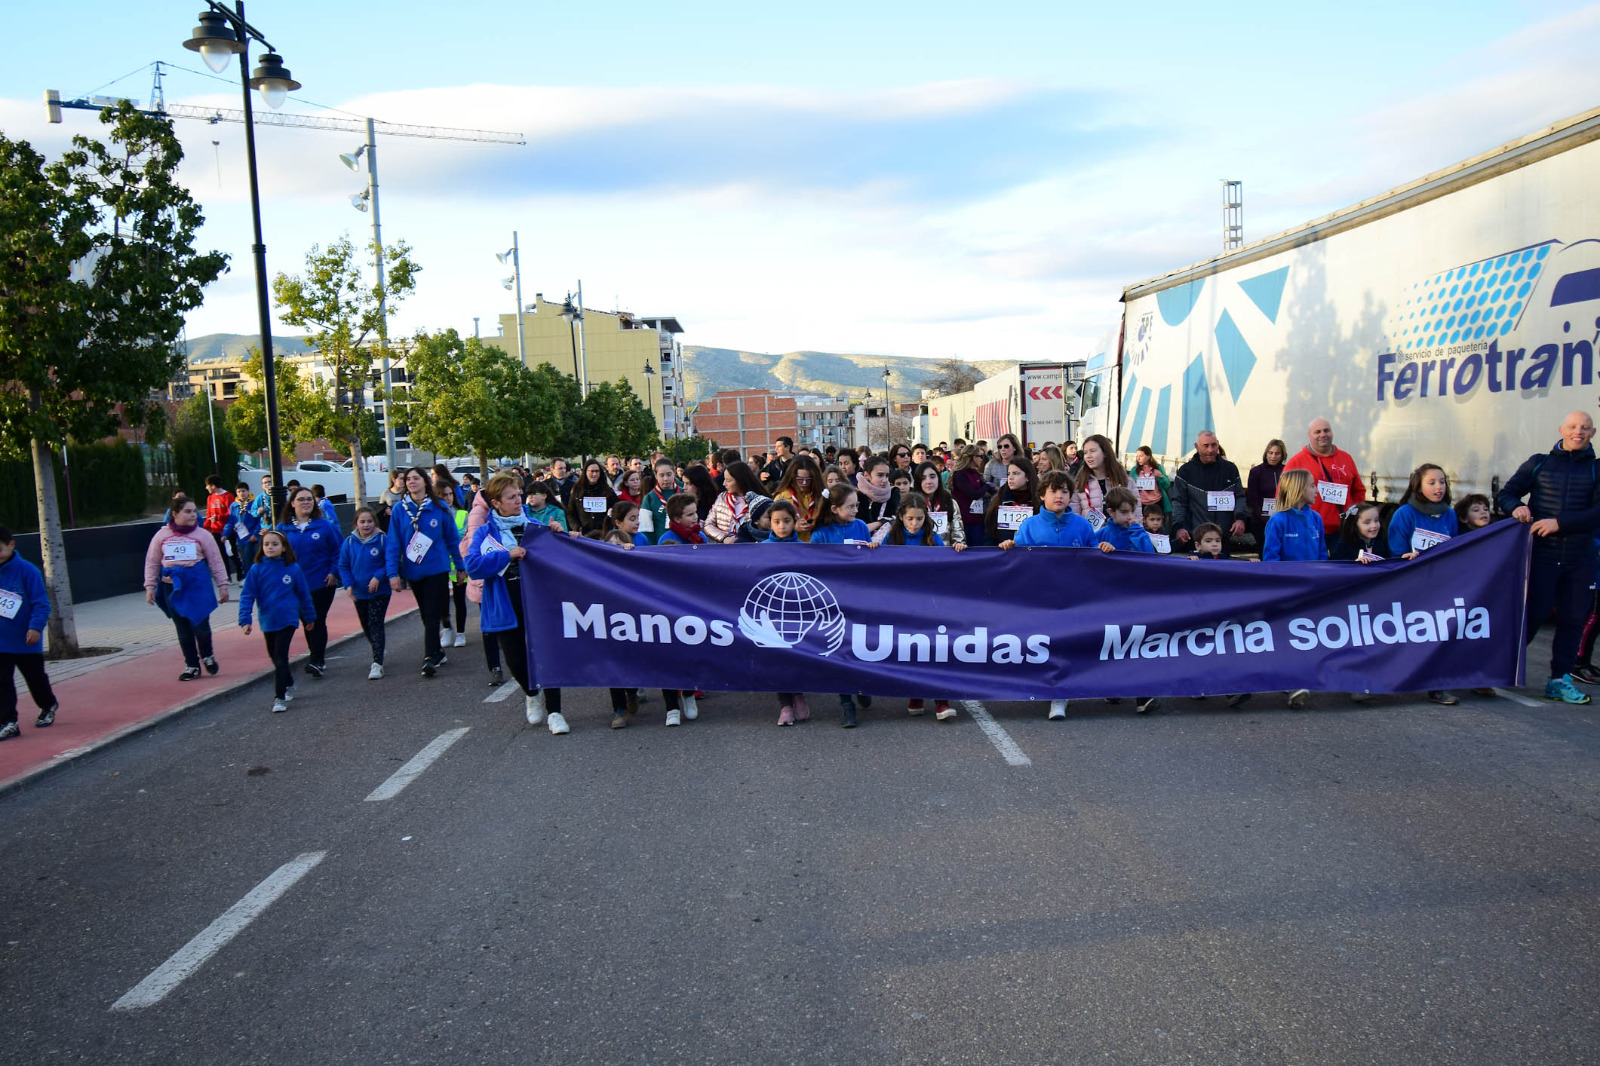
[0,721,19,741]
[489,666,505,685]
[202,656,219,676]
[435,653,449,667]
[305,661,325,678]
[1226,693,1252,709]
[35,703,57,728]
[841,699,857,729]
[1572,664,1600,686]
[857,694,873,709]
[421,658,437,678]
[178,666,202,682]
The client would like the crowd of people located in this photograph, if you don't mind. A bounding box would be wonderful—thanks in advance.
[2,409,1597,741]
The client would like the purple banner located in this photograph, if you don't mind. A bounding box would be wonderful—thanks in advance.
[520,521,1530,699]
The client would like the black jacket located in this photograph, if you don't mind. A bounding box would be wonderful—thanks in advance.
[1497,441,1600,565]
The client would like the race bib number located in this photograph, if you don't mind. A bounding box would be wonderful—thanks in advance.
[931,512,949,535]
[1085,509,1107,532]
[1357,549,1384,563]
[582,496,607,513]
[482,535,507,554]
[1261,499,1277,515]
[968,498,984,515]
[638,509,656,533]
[997,505,1032,531]
[405,530,434,563]
[0,589,21,620]
[844,539,872,546]
[1317,481,1349,506]
[1136,475,1156,491]
[162,539,199,564]
[1207,491,1235,512]
[1150,533,1171,554]
[1411,528,1451,553]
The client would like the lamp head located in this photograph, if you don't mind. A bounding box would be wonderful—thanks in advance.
[350,190,369,212]
[502,276,516,290]
[643,360,656,377]
[495,248,514,264]
[560,296,580,324]
[339,147,365,171]
[183,11,243,74]
[248,52,301,110]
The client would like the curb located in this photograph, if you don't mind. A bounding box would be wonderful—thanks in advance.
[0,605,420,801]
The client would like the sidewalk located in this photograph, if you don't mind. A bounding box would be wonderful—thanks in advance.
[0,590,417,794]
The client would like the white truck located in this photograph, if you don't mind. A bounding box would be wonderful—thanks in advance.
[1077,104,1600,496]
[974,361,1084,449]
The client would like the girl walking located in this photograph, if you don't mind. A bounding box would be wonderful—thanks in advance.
[0,524,58,740]
[386,467,465,677]
[143,493,230,681]
[338,507,391,679]
[278,486,342,678]
[238,529,317,712]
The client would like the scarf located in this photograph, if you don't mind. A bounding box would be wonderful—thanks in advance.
[1412,496,1450,518]
[490,509,527,541]
[667,519,705,544]
[167,517,199,537]
[724,491,750,523]
[855,472,892,504]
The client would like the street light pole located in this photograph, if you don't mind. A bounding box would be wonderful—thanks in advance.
[575,279,590,399]
[184,0,301,517]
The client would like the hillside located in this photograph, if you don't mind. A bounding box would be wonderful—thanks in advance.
[184,332,313,362]
[681,346,1013,401]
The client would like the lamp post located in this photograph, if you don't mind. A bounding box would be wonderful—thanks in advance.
[642,358,657,433]
[574,280,590,399]
[182,1,301,517]
[341,119,394,474]
[560,295,582,383]
[495,234,524,365]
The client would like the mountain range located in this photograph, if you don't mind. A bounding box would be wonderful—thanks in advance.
[183,333,1011,401]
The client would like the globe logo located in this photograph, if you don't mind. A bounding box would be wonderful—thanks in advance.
[738,571,847,657]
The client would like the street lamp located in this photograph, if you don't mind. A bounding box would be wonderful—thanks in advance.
[642,358,657,431]
[494,234,524,365]
[560,295,582,382]
[183,1,301,516]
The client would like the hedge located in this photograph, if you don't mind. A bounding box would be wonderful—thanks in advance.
[0,440,149,534]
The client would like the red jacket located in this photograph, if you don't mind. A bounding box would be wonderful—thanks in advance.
[203,491,233,535]
[1283,446,1366,532]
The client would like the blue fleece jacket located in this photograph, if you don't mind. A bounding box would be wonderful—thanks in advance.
[280,518,342,588]
[231,501,262,542]
[808,520,873,544]
[1262,504,1328,561]
[1386,503,1458,556]
[763,531,799,544]
[319,498,338,524]
[1096,522,1157,553]
[338,532,390,599]
[385,497,464,581]
[237,556,316,632]
[1014,509,1097,547]
[0,552,51,655]
[464,523,524,633]
[890,529,945,546]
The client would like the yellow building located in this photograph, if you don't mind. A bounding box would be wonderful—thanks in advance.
[481,296,687,438]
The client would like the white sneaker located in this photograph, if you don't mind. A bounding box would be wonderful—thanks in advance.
[1048,699,1067,720]
[525,690,547,726]
[1287,688,1310,709]
[368,662,384,680]
[453,631,467,648]
[665,708,682,727]
[681,694,699,720]
[546,711,569,735]
[271,698,288,713]
[284,684,296,703]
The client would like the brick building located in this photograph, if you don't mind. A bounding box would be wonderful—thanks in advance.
[694,390,800,459]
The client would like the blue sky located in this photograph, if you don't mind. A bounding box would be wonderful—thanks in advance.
[3,1,1598,363]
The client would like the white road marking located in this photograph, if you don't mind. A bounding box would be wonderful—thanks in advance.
[111,851,326,1011]
[961,701,1031,767]
[364,728,471,802]
[1493,687,1544,708]
[484,680,520,703]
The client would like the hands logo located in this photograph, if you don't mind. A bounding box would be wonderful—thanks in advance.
[738,572,847,657]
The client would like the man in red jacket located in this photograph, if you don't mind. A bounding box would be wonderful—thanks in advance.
[1283,417,1366,553]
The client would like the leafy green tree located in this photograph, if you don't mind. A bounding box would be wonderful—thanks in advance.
[660,435,720,467]
[170,392,239,500]
[225,350,335,460]
[407,330,562,473]
[582,380,659,458]
[272,235,418,503]
[0,104,226,655]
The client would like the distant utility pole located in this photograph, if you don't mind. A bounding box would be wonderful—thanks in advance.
[1222,180,1243,250]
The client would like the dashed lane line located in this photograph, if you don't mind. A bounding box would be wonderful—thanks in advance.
[363,727,471,802]
[484,680,520,703]
[961,700,1032,767]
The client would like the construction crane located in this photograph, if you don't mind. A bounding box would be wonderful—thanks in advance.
[45,60,526,469]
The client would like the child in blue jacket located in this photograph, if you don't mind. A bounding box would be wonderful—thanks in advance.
[237,530,317,713]
[1005,471,1097,550]
[808,485,875,545]
[1387,463,1458,558]
[885,494,958,721]
[338,507,391,680]
[0,525,57,739]
[1095,487,1158,556]
[385,470,466,676]
[1261,470,1328,561]
[279,486,343,678]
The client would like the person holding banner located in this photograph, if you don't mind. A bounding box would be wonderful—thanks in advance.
[1283,417,1366,554]
[808,485,874,545]
[913,462,965,547]
[143,494,230,682]
[1070,435,1137,533]
[386,467,465,678]
[1497,410,1600,705]
[1171,431,1249,555]
[1002,470,1094,719]
[641,458,682,546]
[985,459,1040,547]
[566,459,619,538]
[1387,464,1458,558]
[1330,502,1385,562]
[856,456,900,541]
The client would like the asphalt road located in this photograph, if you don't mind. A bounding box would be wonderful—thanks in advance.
[3,621,1600,1065]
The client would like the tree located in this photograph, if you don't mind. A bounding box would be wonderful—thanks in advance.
[272,235,419,502]
[406,330,562,473]
[580,380,658,458]
[0,104,226,655]
[921,357,985,398]
[225,349,335,460]
[171,392,239,500]
[659,435,720,467]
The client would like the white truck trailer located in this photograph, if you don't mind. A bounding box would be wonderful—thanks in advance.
[973,361,1084,449]
[1077,105,1600,496]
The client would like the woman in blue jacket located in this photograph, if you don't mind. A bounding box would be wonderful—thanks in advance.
[0,524,58,740]
[1261,470,1328,562]
[237,530,317,713]
[387,467,465,677]
[279,486,342,678]
[466,473,568,734]
[1387,463,1458,558]
[338,507,391,680]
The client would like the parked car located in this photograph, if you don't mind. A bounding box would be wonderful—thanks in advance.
[285,460,361,501]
